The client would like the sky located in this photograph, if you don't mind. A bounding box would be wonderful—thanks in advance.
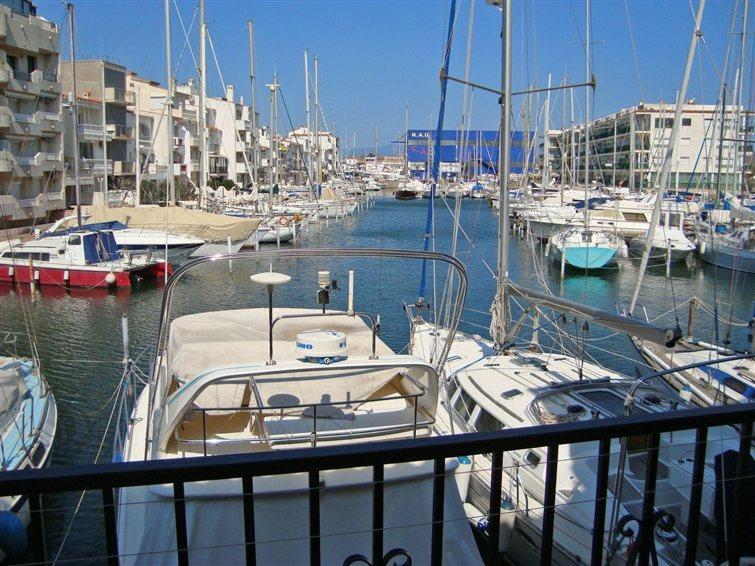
[39,0,750,154]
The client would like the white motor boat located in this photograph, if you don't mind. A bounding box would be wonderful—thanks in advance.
[0,336,57,560]
[46,216,205,262]
[0,230,171,288]
[629,227,695,263]
[115,250,482,565]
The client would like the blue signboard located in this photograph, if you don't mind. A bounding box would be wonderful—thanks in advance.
[405,129,533,178]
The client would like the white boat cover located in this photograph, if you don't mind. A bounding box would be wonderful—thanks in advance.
[165,309,424,418]
[57,206,261,243]
[0,357,28,419]
[117,462,482,565]
[168,308,394,380]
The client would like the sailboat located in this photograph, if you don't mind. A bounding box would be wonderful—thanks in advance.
[547,13,625,271]
[408,1,738,563]
[0,333,57,561]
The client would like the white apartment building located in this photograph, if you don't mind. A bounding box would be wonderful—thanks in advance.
[543,101,747,195]
[60,59,136,203]
[285,126,339,183]
[0,0,64,226]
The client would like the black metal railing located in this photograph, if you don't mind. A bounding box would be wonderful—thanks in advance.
[1,403,752,565]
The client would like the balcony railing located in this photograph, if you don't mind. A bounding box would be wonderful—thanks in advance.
[1,398,752,565]
[12,69,31,82]
[107,124,133,138]
[79,157,113,174]
[104,87,135,105]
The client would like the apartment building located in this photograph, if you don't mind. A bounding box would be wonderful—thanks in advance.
[284,126,339,183]
[59,59,136,204]
[0,0,64,226]
[543,101,747,194]
[205,85,256,188]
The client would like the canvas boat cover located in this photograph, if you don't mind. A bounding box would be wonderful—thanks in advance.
[165,308,420,413]
[56,206,261,244]
[0,357,28,422]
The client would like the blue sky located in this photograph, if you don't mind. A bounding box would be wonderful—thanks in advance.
[40,0,746,153]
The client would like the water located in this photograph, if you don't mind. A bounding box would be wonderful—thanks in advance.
[1,192,752,562]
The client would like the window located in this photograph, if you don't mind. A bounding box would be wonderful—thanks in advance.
[68,235,81,245]
[452,389,475,421]
[6,55,17,73]
[682,118,692,126]
[654,118,674,128]
[623,212,648,222]
[473,408,503,433]
[523,450,541,467]
[27,56,36,74]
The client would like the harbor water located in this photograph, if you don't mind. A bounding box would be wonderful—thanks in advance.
[1,192,752,561]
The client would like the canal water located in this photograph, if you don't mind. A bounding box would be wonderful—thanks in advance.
[1,192,752,562]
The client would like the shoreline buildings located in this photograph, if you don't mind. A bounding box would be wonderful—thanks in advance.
[542,101,750,195]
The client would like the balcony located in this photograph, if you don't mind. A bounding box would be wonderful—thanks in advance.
[113,160,135,175]
[80,157,113,175]
[30,69,60,94]
[236,119,252,130]
[104,87,135,105]
[12,69,31,82]
[0,149,13,173]
[107,123,133,139]
[78,123,111,141]
[0,68,10,84]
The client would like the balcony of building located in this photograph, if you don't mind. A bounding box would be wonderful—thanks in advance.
[107,123,133,139]
[104,87,135,105]
[78,123,111,141]
[13,151,63,176]
[113,160,134,175]
[79,157,113,175]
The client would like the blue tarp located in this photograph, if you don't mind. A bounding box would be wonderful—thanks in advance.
[82,232,121,264]
[44,221,128,238]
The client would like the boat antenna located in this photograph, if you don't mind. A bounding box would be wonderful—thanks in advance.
[66,2,82,230]
[491,0,512,347]
[417,0,457,309]
[627,0,705,315]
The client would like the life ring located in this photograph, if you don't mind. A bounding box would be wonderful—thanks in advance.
[278,216,290,227]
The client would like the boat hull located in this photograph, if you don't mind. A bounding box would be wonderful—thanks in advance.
[0,261,171,288]
[552,246,618,269]
[698,244,755,274]
[395,190,419,200]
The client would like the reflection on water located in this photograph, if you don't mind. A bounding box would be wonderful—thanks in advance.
[0,192,751,560]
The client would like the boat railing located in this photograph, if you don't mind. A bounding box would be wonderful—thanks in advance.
[175,371,430,456]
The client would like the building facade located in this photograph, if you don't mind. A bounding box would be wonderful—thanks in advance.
[59,59,135,203]
[0,0,64,226]
[405,129,533,179]
[543,102,748,195]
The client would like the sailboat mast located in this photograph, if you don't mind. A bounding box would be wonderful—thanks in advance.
[66,2,82,229]
[543,73,551,188]
[247,20,256,189]
[404,104,409,175]
[583,0,591,225]
[314,56,321,185]
[628,0,705,315]
[198,0,207,208]
[164,0,175,203]
[560,76,566,204]
[304,50,311,189]
[495,0,512,344]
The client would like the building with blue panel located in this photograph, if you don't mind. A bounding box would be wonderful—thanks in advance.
[405,129,533,179]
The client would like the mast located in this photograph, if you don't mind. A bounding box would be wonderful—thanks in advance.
[101,60,108,205]
[135,83,141,205]
[560,76,566,204]
[198,0,207,207]
[583,0,591,228]
[164,0,175,203]
[628,0,705,314]
[247,20,256,189]
[304,50,311,189]
[570,86,576,189]
[314,56,321,185]
[493,0,512,345]
[543,73,551,188]
[404,104,409,175]
[66,2,82,229]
